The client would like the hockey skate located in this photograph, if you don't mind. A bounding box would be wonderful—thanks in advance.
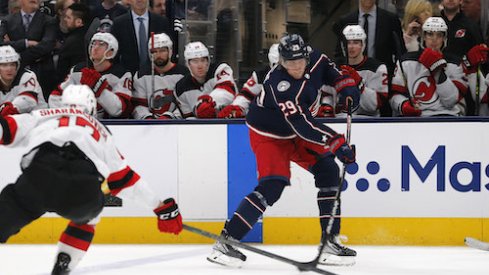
[207,230,247,268]
[318,235,356,266]
[51,252,71,275]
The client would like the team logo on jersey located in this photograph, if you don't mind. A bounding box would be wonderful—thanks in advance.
[277,81,290,92]
[413,76,438,104]
[455,29,466,38]
[150,89,174,114]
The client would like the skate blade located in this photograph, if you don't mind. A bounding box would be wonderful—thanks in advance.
[207,251,244,268]
[318,254,356,266]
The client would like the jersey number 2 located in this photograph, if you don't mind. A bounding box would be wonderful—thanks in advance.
[58,116,100,141]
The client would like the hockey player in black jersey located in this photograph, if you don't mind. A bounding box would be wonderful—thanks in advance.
[207,34,361,267]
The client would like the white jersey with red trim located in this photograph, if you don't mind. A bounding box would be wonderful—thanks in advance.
[0,108,160,209]
[321,57,389,117]
[132,64,189,119]
[466,70,489,116]
[230,66,270,115]
[0,69,47,113]
[49,63,133,119]
[174,63,237,118]
[390,51,468,116]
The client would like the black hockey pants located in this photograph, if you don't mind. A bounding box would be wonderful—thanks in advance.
[0,142,104,243]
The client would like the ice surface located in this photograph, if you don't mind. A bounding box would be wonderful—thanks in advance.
[0,244,487,275]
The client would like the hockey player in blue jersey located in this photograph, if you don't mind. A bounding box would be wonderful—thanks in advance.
[207,34,360,267]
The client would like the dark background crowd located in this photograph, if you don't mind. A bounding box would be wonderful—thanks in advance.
[0,0,488,118]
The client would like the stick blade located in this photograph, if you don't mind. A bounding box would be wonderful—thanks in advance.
[465,237,489,251]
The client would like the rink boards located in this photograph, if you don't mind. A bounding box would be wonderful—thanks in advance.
[1,118,489,245]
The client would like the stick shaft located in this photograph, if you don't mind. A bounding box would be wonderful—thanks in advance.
[182,224,337,275]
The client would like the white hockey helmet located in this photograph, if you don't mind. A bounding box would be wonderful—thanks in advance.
[0,45,20,68]
[149,33,173,51]
[61,85,97,116]
[184,41,209,62]
[421,17,448,49]
[343,25,367,53]
[89,32,119,60]
[268,43,279,68]
[422,17,448,33]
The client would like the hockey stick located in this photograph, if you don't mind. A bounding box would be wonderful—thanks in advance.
[150,32,155,95]
[475,65,481,115]
[392,31,416,107]
[182,224,338,275]
[465,237,489,251]
[298,96,354,271]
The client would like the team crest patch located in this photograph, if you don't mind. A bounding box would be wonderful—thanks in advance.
[277,81,290,92]
[455,29,466,38]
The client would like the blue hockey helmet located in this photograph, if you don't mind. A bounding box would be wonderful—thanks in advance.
[278,34,310,61]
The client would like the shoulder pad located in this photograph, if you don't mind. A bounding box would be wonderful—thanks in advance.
[105,63,130,78]
[175,75,197,97]
[360,58,385,72]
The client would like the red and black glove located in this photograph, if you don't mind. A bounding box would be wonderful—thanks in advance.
[217,105,244,118]
[316,104,335,117]
[327,134,355,164]
[194,95,217,118]
[340,65,364,92]
[463,44,489,73]
[80,67,108,97]
[0,102,19,116]
[400,100,421,117]
[419,48,447,73]
[153,198,182,235]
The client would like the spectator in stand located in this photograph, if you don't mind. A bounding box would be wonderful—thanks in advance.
[321,25,388,117]
[174,41,236,119]
[53,0,77,64]
[390,17,467,117]
[402,0,433,52]
[150,0,166,17]
[440,0,483,59]
[111,0,170,74]
[92,0,128,21]
[0,0,58,100]
[7,0,21,15]
[461,0,480,26]
[0,45,47,116]
[49,32,133,118]
[55,0,77,34]
[56,3,89,85]
[132,32,189,119]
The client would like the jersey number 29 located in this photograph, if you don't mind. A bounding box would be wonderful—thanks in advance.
[279,101,298,116]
